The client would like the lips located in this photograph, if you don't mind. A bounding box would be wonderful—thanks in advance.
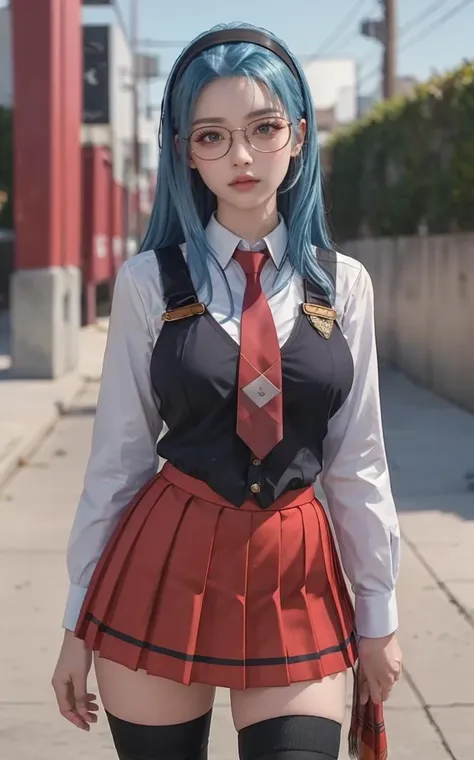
[229,176,260,186]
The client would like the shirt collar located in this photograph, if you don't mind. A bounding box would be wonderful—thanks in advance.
[205,213,288,270]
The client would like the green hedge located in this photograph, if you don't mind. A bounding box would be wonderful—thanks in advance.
[325,61,474,241]
[0,107,13,229]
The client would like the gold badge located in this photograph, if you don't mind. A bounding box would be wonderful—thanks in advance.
[302,303,337,340]
[162,303,206,321]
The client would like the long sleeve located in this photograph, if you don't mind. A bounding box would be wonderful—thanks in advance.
[63,261,163,632]
[320,264,400,639]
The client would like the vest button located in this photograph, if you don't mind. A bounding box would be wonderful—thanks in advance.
[250,483,261,494]
[253,458,261,466]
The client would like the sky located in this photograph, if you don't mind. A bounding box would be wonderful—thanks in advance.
[2,0,473,102]
[79,0,474,105]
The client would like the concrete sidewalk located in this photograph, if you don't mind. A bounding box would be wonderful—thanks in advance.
[0,310,108,487]
[377,370,474,759]
[0,314,473,758]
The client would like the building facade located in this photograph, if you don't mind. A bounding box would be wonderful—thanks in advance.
[302,58,358,146]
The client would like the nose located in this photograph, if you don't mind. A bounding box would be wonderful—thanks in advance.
[229,131,253,166]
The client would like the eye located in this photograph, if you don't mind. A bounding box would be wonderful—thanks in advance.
[193,129,225,144]
[253,120,287,137]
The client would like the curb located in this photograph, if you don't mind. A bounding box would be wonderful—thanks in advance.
[0,373,87,488]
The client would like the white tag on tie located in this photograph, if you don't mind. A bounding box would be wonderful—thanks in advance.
[242,375,281,408]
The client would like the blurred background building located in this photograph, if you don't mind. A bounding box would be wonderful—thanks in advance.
[0,2,160,324]
[1,0,473,386]
[0,0,421,322]
[302,58,358,146]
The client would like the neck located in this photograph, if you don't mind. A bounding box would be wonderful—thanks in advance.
[215,196,279,246]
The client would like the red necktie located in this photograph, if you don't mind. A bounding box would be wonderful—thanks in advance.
[233,248,283,460]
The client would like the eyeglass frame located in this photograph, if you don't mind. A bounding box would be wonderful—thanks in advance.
[181,118,294,161]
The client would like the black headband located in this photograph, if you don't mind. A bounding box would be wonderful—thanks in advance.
[159,29,303,146]
[167,29,301,92]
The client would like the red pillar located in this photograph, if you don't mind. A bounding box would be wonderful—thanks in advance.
[81,145,113,325]
[61,0,83,269]
[10,0,82,377]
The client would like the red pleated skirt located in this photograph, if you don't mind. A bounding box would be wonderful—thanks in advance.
[75,462,388,757]
[76,461,357,687]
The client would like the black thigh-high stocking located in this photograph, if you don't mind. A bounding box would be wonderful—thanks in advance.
[106,709,213,760]
[238,715,342,760]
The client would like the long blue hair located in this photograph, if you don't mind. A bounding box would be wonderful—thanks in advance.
[141,22,334,303]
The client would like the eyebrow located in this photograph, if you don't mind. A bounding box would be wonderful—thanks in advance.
[191,108,283,127]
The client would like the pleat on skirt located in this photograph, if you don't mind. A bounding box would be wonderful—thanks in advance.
[75,462,358,688]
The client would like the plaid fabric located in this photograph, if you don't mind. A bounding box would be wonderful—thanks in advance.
[348,664,388,760]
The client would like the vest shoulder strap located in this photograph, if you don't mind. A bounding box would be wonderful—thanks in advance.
[154,243,338,312]
[303,248,338,308]
[154,244,198,311]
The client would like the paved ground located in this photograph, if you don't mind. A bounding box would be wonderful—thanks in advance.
[0,310,107,486]
[0,316,473,758]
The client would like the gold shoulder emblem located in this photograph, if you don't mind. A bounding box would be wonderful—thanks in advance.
[162,303,206,321]
[302,303,337,340]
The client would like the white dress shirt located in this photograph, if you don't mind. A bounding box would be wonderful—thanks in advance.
[63,214,400,640]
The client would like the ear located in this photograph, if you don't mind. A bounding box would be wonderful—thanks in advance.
[174,133,197,169]
[291,118,306,157]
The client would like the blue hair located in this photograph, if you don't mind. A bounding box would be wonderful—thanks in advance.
[141,22,334,303]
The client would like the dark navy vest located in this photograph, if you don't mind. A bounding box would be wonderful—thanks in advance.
[150,246,354,508]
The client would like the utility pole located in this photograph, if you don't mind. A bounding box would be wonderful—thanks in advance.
[382,0,397,100]
[361,0,397,100]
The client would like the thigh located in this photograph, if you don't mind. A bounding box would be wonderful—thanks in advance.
[230,671,347,732]
[94,654,216,726]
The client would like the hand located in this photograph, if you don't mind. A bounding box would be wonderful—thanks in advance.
[51,629,99,731]
[358,633,402,705]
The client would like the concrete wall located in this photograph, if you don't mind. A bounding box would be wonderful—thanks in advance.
[0,9,13,107]
[344,234,474,413]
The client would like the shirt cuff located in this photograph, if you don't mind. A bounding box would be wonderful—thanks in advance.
[62,584,88,632]
[355,590,399,638]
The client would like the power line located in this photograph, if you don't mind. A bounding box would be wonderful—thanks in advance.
[113,0,130,43]
[399,0,451,35]
[358,0,449,75]
[358,0,474,89]
[358,66,379,89]
[310,0,374,58]
[358,47,378,67]
[329,24,372,60]
[401,0,474,50]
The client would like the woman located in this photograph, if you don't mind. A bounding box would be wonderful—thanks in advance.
[52,23,402,760]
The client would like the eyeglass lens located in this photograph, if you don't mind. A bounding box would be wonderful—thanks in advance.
[188,117,291,159]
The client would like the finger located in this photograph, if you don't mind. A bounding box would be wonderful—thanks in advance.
[86,692,99,712]
[53,678,83,722]
[68,681,91,730]
[72,676,95,724]
[368,678,383,705]
[381,676,396,702]
[54,681,89,730]
[76,695,95,723]
[63,707,91,730]
[357,665,369,705]
[359,674,370,706]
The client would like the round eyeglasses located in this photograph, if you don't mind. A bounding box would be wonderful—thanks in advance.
[183,117,293,161]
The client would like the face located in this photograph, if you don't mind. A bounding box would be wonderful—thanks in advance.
[183,76,305,215]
